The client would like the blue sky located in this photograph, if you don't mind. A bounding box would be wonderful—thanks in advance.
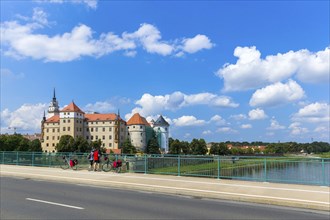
[1,0,329,143]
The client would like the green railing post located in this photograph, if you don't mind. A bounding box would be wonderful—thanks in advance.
[217,156,220,179]
[32,152,34,166]
[322,159,325,186]
[16,152,19,166]
[144,155,147,174]
[264,158,267,182]
[178,155,181,176]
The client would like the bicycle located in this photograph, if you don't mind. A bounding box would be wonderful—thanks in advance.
[60,155,78,170]
[102,156,126,173]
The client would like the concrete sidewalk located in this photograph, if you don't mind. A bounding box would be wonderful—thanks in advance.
[1,164,329,211]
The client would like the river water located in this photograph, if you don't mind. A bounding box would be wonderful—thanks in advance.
[225,159,330,186]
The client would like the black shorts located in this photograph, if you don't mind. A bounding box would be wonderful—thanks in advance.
[94,160,100,163]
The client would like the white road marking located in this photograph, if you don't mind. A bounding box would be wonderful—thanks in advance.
[26,198,84,210]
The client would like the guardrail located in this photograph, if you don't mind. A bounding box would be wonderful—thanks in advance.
[1,151,329,186]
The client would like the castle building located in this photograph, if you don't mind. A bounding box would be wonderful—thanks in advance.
[152,115,170,152]
[41,91,169,153]
[126,113,154,151]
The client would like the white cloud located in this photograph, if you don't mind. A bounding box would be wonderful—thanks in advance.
[173,115,206,127]
[36,0,98,9]
[209,115,226,125]
[126,91,238,118]
[1,15,213,62]
[216,127,237,133]
[181,34,214,53]
[230,114,247,120]
[267,118,285,130]
[314,126,328,133]
[250,80,305,107]
[292,102,330,123]
[216,46,330,92]
[0,68,25,79]
[241,124,252,129]
[0,103,47,133]
[202,130,212,135]
[84,101,115,113]
[248,108,267,120]
[289,122,308,135]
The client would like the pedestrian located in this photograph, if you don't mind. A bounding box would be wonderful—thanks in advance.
[93,148,100,171]
[87,148,94,171]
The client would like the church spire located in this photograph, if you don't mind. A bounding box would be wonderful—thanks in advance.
[53,88,56,102]
[48,88,60,117]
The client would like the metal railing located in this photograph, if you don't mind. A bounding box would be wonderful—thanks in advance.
[1,151,329,186]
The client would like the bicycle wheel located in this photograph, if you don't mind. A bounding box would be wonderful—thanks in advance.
[60,160,69,170]
[102,162,112,172]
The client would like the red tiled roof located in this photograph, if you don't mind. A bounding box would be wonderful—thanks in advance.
[85,114,125,122]
[127,113,150,126]
[45,115,59,123]
[61,102,84,114]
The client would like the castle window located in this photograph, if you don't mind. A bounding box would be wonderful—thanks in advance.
[86,128,89,132]
[109,127,112,131]
[58,128,60,132]
[63,119,66,123]
[76,128,79,131]
[47,129,49,132]
[133,126,135,128]
[140,126,142,129]
[86,136,89,140]
[64,113,66,115]
[96,135,98,140]
[52,143,55,147]
[46,136,49,140]
[103,121,105,124]
[96,122,98,124]
[68,127,70,131]
[68,119,70,123]
[46,143,49,147]
[91,128,93,132]
[109,143,112,147]
[95,128,98,132]
[128,132,130,136]
[52,136,55,140]
[91,136,93,140]
[63,127,66,131]
[109,135,112,140]
[140,133,142,136]
[57,136,59,140]
[52,128,55,132]
[102,135,105,140]
[103,128,105,132]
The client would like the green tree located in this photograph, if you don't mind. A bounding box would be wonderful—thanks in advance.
[74,136,90,152]
[190,139,207,155]
[55,135,75,152]
[29,139,42,152]
[209,143,219,155]
[169,139,181,154]
[145,132,160,154]
[122,138,137,154]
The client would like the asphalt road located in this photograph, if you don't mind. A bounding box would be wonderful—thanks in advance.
[1,176,329,220]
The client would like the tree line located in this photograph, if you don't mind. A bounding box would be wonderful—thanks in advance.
[168,139,330,155]
[0,134,42,152]
[1,134,329,155]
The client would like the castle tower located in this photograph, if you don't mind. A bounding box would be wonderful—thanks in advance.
[153,115,170,153]
[127,113,153,151]
[48,88,60,117]
[59,101,85,139]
